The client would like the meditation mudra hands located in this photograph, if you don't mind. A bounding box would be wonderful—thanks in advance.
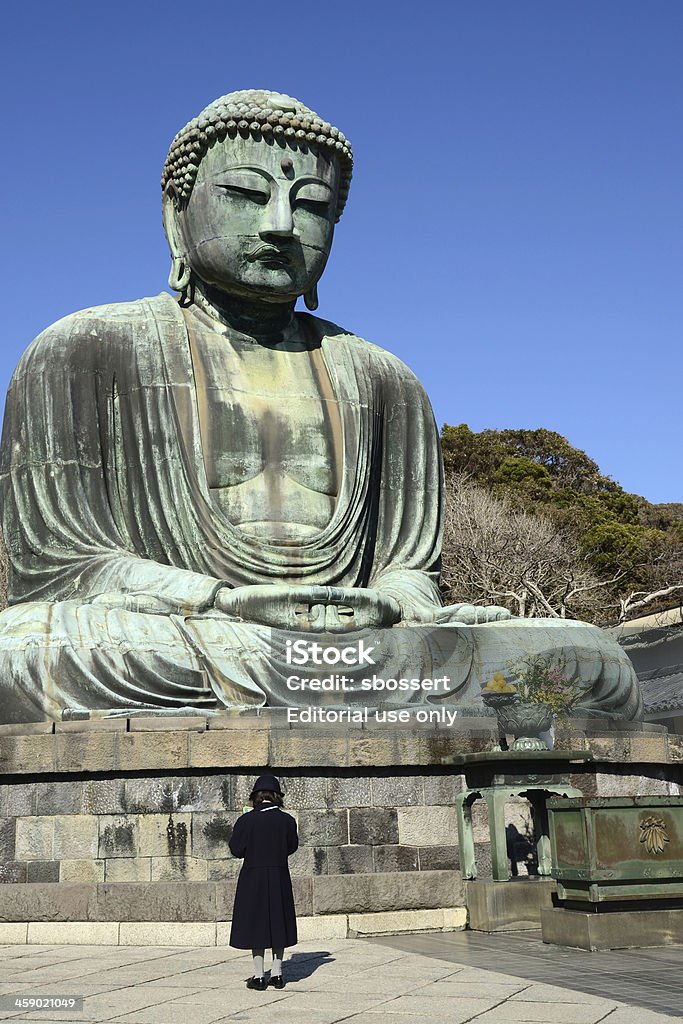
[213,585,401,632]
[212,584,513,632]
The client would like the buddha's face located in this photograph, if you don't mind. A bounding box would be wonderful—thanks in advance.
[173,135,339,303]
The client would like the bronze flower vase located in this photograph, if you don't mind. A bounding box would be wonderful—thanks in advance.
[484,695,552,751]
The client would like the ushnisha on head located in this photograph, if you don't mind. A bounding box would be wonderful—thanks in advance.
[161,90,353,312]
[162,89,353,220]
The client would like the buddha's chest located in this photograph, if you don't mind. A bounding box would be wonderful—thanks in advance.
[188,329,343,534]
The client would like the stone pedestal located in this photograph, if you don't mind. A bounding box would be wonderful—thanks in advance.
[0,711,680,943]
[466,879,556,931]
[541,905,683,950]
[0,711,499,937]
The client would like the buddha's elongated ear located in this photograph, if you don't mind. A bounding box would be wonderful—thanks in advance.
[162,191,192,295]
[303,282,319,311]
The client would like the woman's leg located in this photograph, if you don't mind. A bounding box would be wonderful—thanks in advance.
[271,948,284,977]
[252,949,265,979]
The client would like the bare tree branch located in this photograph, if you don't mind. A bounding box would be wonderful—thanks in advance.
[619,583,683,622]
[441,474,619,623]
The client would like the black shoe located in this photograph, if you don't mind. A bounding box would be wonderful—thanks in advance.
[268,975,285,989]
[246,976,268,991]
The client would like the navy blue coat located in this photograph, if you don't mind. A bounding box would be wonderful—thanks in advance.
[228,805,299,949]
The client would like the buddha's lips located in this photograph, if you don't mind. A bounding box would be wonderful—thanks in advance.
[247,244,291,264]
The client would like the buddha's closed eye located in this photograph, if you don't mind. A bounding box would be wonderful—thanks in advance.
[217,184,269,204]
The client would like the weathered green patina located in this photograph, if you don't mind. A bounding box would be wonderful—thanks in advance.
[548,796,683,902]
[445,750,589,880]
[0,89,644,723]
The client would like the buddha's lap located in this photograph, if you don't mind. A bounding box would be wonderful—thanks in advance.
[0,599,608,643]
[0,599,637,691]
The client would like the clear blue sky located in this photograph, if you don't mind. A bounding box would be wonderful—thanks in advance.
[1,2,681,503]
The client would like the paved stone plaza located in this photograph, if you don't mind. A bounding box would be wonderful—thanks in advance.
[0,937,678,1024]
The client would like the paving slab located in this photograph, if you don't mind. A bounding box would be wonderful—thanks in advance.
[113,999,263,1024]
[361,995,502,1020]
[346,1017,456,1024]
[0,936,678,1024]
[468,1002,612,1023]
[290,976,444,997]
[508,983,618,1006]
[213,1012,357,1024]
[600,1010,682,1024]
[367,930,683,1019]
[427,980,530,1000]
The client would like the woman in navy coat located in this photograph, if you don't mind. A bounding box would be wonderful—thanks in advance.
[229,775,299,990]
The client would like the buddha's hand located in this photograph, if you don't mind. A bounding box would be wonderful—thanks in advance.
[400,601,514,625]
[213,584,401,633]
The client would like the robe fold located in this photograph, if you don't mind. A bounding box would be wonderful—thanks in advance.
[0,293,643,723]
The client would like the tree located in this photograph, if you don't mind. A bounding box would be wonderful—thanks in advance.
[441,424,614,494]
[440,424,683,624]
[493,428,613,494]
[441,475,627,623]
[441,424,507,481]
[618,584,683,622]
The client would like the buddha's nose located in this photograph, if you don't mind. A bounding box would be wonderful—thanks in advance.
[260,193,294,237]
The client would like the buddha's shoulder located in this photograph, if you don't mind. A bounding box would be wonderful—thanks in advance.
[304,313,424,385]
[19,293,179,364]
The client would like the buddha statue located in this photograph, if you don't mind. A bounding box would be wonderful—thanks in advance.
[0,89,642,723]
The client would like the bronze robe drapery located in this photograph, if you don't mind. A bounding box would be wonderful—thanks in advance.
[2,293,444,608]
[0,294,642,722]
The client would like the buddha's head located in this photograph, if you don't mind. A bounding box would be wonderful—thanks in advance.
[161,90,353,310]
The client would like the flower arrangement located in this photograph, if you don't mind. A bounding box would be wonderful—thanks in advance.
[512,653,590,716]
[482,654,589,717]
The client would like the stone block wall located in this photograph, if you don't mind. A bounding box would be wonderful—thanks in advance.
[0,714,680,923]
[0,771,469,903]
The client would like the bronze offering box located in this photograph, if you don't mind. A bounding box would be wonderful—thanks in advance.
[548,796,683,903]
